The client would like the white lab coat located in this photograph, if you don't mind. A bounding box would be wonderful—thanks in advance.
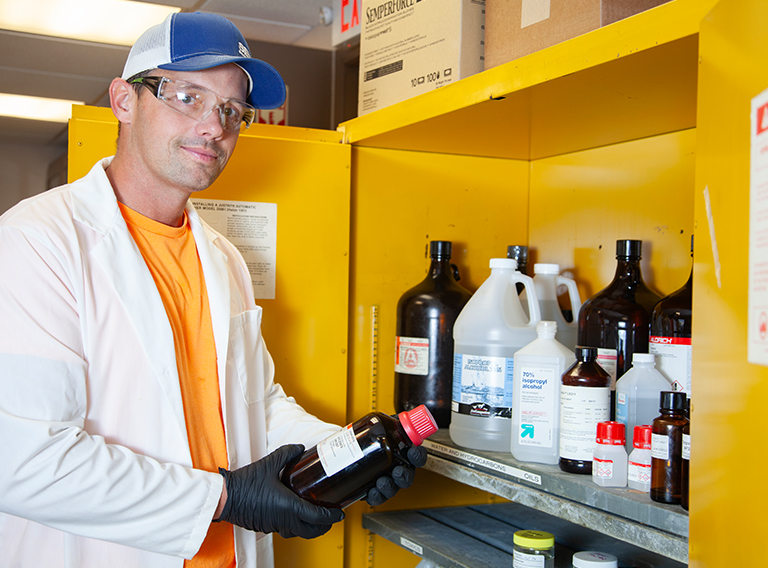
[0,157,340,568]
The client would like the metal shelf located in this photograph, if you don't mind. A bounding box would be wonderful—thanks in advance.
[421,430,688,563]
[364,502,686,568]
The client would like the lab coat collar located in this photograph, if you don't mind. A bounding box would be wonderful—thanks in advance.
[70,158,231,446]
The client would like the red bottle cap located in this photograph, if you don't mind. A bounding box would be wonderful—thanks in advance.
[633,425,653,449]
[595,421,625,445]
[399,405,438,445]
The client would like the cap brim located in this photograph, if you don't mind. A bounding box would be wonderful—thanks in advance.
[159,55,286,110]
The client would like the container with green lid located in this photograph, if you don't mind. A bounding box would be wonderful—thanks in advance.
[513,530,555,567]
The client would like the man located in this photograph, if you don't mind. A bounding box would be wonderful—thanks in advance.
[0,12,425,568]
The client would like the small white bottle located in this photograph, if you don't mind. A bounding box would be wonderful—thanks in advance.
[615,353,672,454]
[512,321,575,464]
[592,421,627,488]
[627,424,653,492]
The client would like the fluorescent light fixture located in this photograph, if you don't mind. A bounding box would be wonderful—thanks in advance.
[0,93,84,123]
[0,0,179,46]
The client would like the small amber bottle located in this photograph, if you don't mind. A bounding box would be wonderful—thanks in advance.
[650,391,688,504]
[281,405,438,508]
[559,346,612,474]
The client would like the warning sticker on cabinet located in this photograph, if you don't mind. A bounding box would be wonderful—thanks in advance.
[748,88,768,365]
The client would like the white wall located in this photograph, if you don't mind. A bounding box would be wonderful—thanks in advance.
[0,141,65,216]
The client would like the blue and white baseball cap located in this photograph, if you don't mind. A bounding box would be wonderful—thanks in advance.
[121,12,286,109]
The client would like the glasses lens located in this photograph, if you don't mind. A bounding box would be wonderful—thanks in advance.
[159,79,254,132]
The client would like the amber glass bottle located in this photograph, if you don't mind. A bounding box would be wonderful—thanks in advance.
[650,237,693,396]
[559,346,611,474]
[281,405,437,509]
[650,391,688,504]
[578,240,663,416]
[395,241,472,428]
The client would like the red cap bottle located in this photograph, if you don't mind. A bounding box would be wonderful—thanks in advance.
[633,424,652,450]
[282,405,437,508]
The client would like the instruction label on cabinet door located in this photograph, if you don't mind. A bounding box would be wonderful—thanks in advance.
[748,88,768,365]
[191,199,277,299]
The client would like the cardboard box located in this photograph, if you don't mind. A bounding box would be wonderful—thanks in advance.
[358,0,485,116]
[485,0,671,69]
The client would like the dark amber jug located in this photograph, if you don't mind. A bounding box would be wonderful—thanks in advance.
[578,240,662,416]
[395,241,472,428]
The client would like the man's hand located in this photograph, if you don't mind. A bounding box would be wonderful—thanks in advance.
[216,444,344,539]
[365,445,428,507]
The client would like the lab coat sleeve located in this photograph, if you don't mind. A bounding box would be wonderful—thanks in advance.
[0,224,220,559]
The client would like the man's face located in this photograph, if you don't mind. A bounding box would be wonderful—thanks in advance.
[128,64,248,196]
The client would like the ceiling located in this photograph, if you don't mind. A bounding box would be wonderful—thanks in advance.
[0,0,336,149]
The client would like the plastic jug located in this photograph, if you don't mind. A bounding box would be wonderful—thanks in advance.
[511,321,575,464]
[450,258,542,452]
[522,263,582,351]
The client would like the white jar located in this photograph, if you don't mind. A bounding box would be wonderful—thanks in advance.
[572,551,619,567]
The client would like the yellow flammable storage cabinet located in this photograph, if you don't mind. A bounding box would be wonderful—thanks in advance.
[67,0,765,565]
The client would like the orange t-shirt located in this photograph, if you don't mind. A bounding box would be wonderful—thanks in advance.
[120,203,235,568]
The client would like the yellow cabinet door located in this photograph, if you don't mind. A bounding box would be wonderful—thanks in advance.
[692,0,768,564]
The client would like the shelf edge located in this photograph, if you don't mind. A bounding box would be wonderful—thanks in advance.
[424,455,688,563]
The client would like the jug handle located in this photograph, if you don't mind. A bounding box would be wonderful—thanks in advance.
[556,276,583,315]
[512,272,541,324]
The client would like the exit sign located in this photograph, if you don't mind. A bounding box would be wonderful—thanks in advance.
[332,0,361,46]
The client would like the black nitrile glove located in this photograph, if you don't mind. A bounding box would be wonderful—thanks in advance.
[365,445,428,507]
[217,444,344,539]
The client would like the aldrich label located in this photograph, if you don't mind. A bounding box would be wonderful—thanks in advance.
[452,353,513,419]
[649,336,692,395]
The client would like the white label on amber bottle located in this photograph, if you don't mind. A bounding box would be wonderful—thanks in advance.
[682,433,691,461]
[317,425,365,477]
[395,336,429,375]
[651,433,670,460]
[596,348,618,390]
[649,336,693,395]
[559,386,610,461]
